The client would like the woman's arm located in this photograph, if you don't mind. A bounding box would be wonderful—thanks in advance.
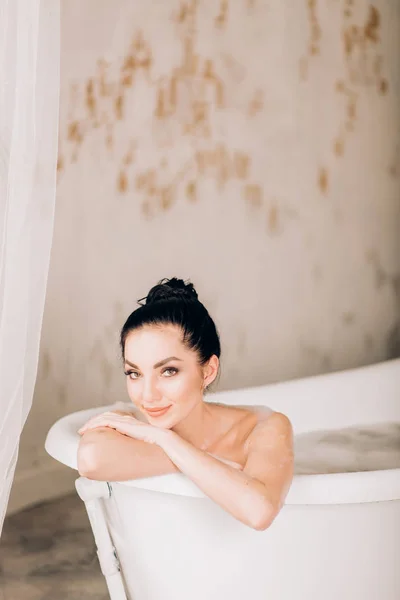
[78,427,179,480]
[157,412,294,531]
[78,410,294,530]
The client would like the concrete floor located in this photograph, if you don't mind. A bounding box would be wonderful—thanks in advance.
[0,493,109,600]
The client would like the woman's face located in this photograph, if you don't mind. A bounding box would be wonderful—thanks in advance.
[123,324,210,428]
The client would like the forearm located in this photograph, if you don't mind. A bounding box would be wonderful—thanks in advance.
[158,432,274,530]
[78,427,179,481]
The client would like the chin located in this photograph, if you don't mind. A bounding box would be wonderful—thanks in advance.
[154,415,179,429]
[155,421,175,430]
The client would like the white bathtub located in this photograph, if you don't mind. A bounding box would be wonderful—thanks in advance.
[45,358,400,600]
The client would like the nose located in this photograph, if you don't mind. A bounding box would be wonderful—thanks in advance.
[141,376,162,406]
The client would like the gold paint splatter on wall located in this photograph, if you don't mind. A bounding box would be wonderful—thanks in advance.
[59,1,266,217]
[186,181,197,202]
[267,205,278,233]
[264,202,298,236]
[204,59,225,108]
[343,4,352,19]
[364,5,380,43]
[193,144,253,194]
[183,100,211,137]
[86,78,96,120]
[303,3,390,187]
[333,136,344,157]
[118,170,128,193]
[67,121,83,145]
[233,152,250,179]
[175,0,197,25]
[122,140,136,166]
[318,167,328,194]
[299,0,322,80]
[307,0,321,56]
[61,27,153,174]
[115,94,124,120]
[97,59,113,97]
[215,0,229,29]
[243,184,263,208]
[379,78,388,95]
[247,89,264,117]
[332,3,388,162]
[160,186,174,211]
[299,1,390,190]
[133,161,193,213]
[341,5,384,87]
[334,80,359,138]
[214,144,230,190]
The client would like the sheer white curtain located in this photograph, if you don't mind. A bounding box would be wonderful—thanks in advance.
[0,0,60,535]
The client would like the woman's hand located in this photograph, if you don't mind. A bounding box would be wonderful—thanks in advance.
[77,411,169,446]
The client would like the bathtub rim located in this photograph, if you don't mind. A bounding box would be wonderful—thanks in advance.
[108,466,400,505]
[45,407,400,506]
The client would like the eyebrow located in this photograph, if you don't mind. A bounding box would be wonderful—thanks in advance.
[124,356,183,370]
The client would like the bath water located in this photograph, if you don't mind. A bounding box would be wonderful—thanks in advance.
[294,422,400,475]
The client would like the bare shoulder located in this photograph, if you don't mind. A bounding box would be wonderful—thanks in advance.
[246,412,294,452]
[255,411,292,431]
[244,412,294,514]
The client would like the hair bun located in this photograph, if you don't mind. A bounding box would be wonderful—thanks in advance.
[140,278,198,305]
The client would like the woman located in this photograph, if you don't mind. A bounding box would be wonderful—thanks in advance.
[77,278,294,530]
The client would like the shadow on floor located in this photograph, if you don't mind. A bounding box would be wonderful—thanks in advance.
[0,493,109,600]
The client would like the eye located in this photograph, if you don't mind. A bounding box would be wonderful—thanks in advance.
[124,370,140,380]
[162,367,178,377]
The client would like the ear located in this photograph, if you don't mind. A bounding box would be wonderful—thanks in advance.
[203,355,219,389]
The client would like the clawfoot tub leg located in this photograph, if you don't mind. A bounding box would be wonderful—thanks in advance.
[75,477,127,600]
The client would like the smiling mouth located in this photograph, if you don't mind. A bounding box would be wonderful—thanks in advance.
[144,405,172,417]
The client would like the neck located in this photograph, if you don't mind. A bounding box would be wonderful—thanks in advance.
[171,399,218,451]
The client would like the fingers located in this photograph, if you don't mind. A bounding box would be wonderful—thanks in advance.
[77,411,140,436]
[110,410,134,417]
[78,422,115,435]
[78,416,109,434]
[78,411,132,435]
[78,411,117,433]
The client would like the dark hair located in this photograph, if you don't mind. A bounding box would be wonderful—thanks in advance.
[120,278,221,369]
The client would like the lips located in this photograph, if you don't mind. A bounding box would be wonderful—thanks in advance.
[144,405,172,418]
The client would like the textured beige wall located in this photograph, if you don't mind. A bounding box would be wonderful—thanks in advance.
[9,0,400,512]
